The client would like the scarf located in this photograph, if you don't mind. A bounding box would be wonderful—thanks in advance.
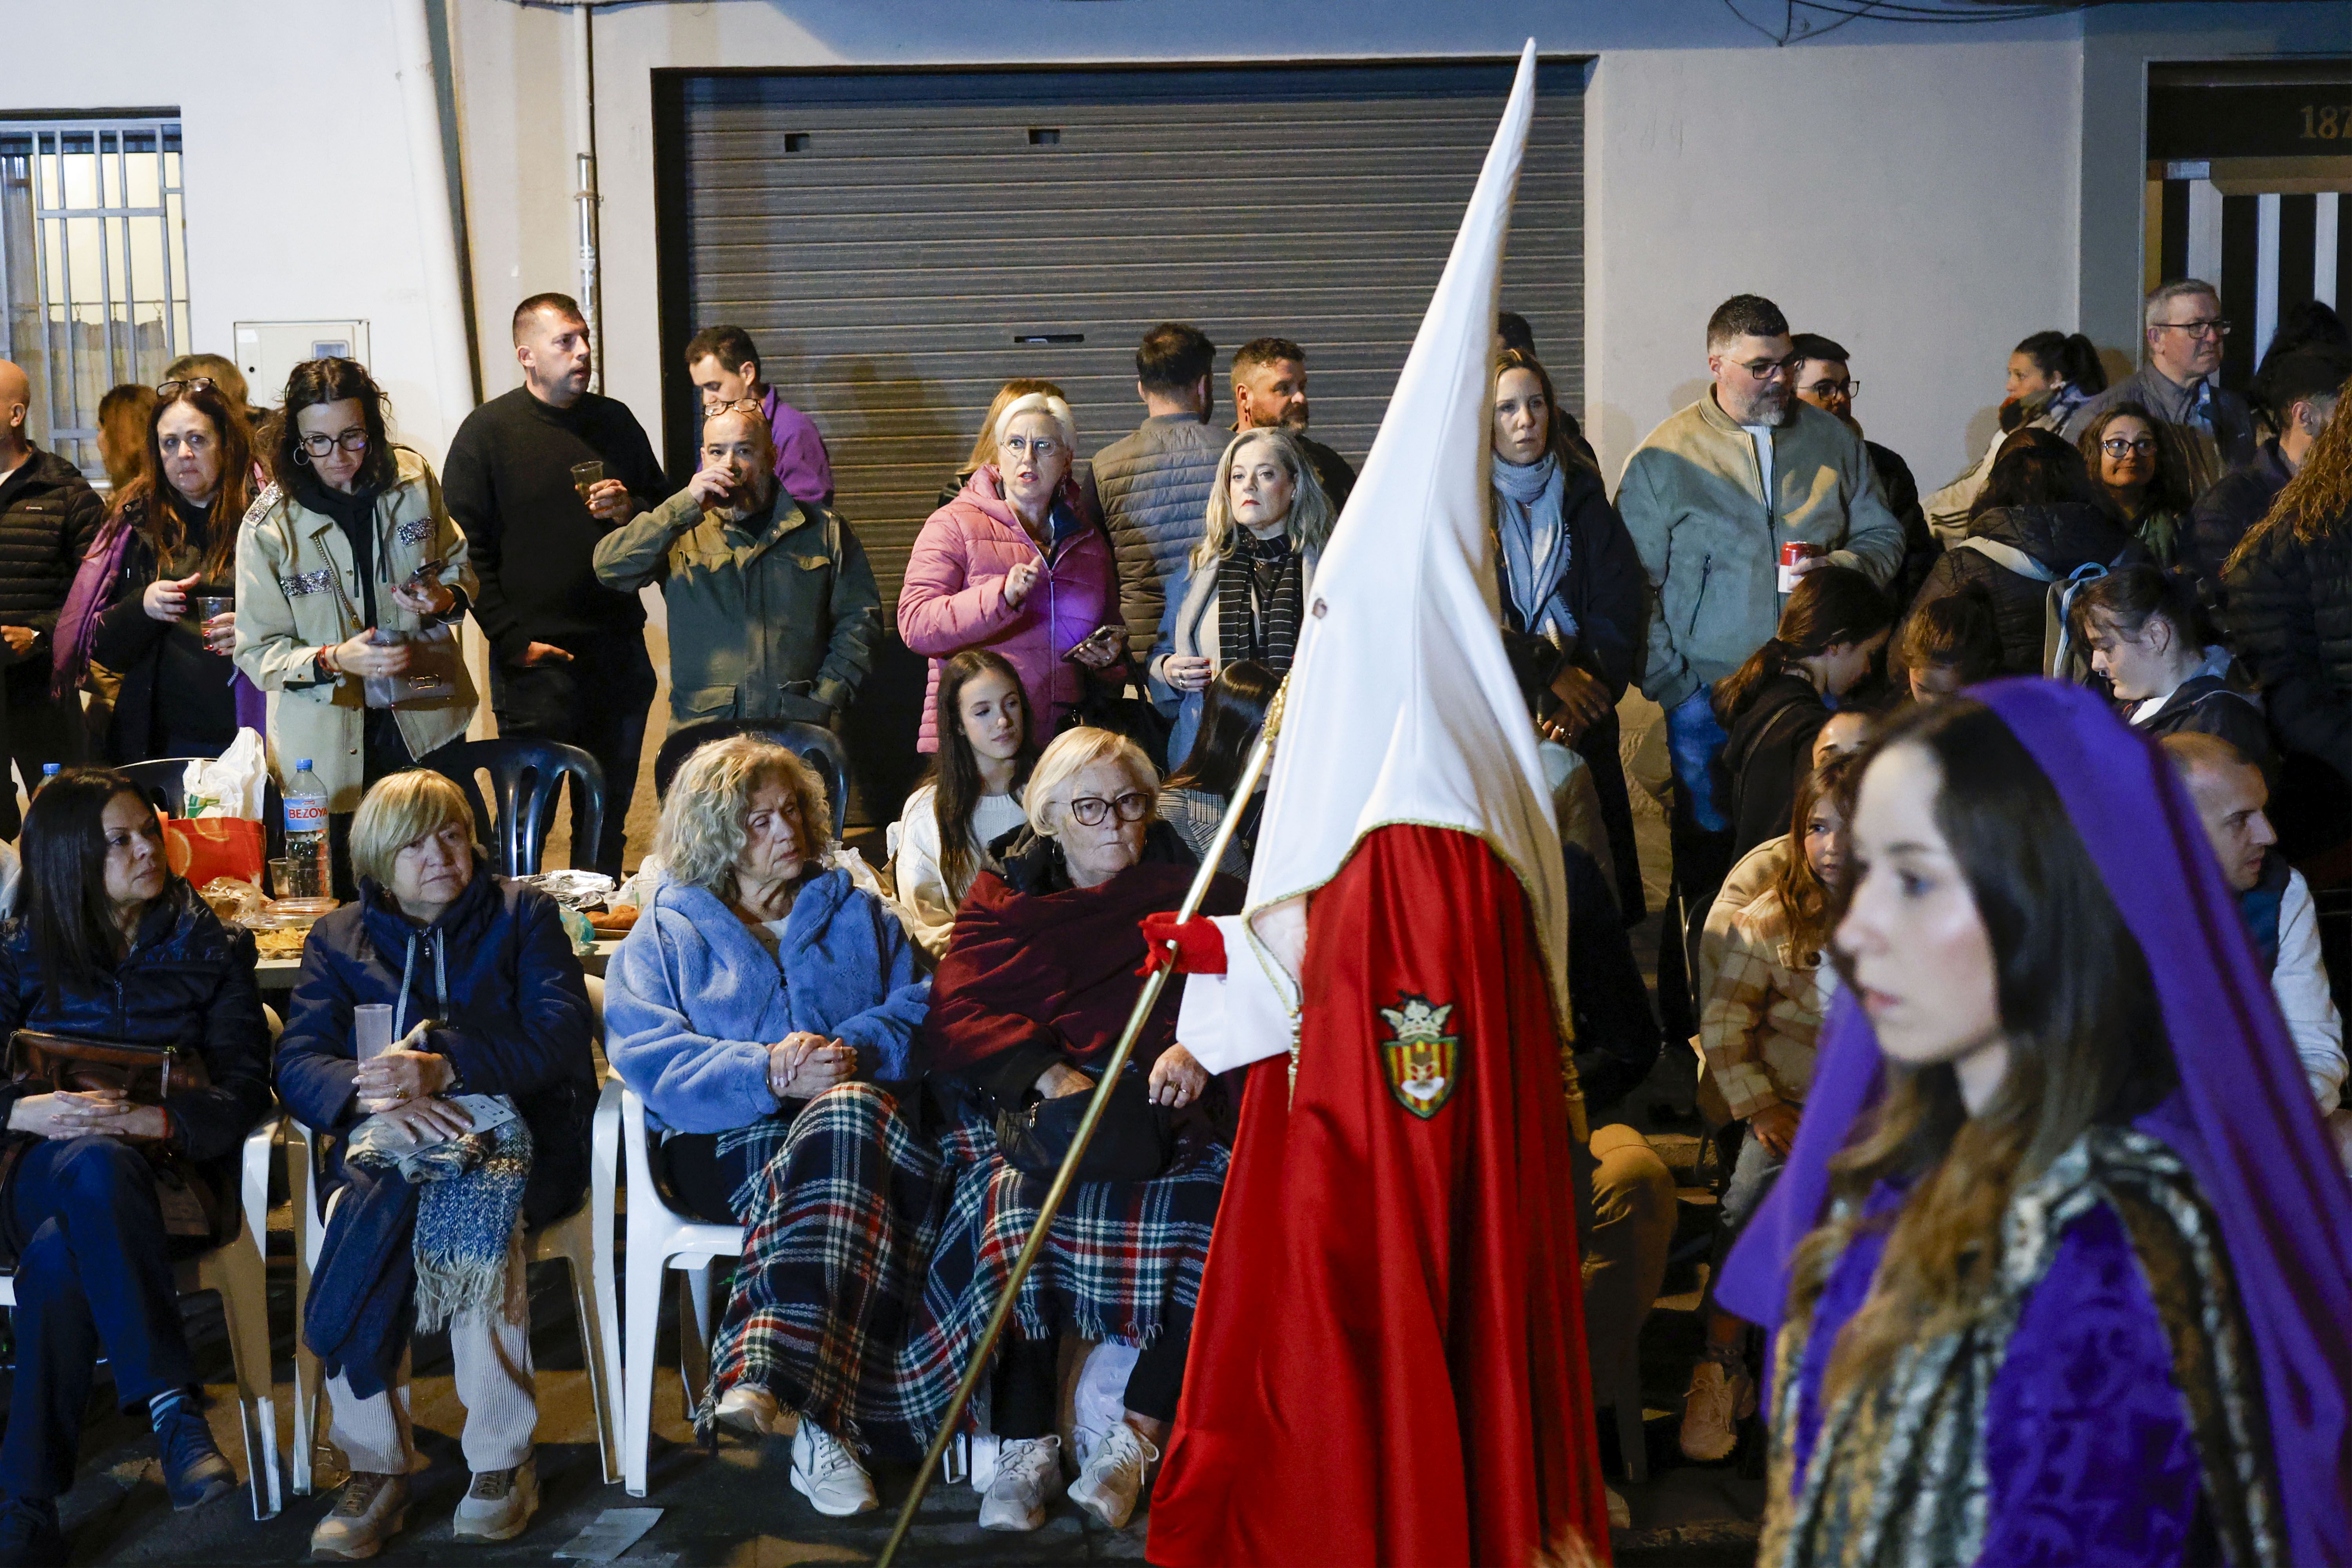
[1216,528,1303,675]
[1492,453,1577,642]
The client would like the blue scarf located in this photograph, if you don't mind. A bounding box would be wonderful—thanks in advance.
[1492,454,1577,642]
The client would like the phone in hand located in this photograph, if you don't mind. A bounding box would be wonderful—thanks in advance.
[1062,624,1122,664]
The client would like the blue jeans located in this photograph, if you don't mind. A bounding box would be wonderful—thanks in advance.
[0,1137,196,1502]
[1704,1123,1789,1314]
[1666,687,1731,835]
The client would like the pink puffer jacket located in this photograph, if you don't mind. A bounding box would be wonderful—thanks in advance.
[897,466,1118,751]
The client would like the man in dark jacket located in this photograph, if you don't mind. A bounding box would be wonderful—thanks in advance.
[2189,349,2349,599]
[2063,279,2257,499]
[1097,323,1225,652]
[0,361,103,830]
[1789,333,1939,608]
[1231,337,1356,513]
[441,296,668,876]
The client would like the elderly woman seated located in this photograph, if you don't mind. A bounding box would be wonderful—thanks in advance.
[0,771,272,1562]
[916,725,1241,1534]
[604,735,928,1517]
[275,771,597,1559]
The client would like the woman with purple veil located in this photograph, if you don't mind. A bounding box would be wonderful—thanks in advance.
[1717,679,2352,1568]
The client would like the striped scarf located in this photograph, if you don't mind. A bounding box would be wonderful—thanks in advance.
[1217,528,1303,675]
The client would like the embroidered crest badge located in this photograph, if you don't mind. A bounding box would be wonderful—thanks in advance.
[1378,993,1459,1119]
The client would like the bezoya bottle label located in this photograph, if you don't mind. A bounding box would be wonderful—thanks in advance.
[284,795,327,832]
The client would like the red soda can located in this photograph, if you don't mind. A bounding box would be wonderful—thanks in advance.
[1778,541,1821,593]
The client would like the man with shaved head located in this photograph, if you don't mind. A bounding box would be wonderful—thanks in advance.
[441,294,668,875]
[593,403,878,732]
[2163,730,2349,1164]
[0,361,103,833]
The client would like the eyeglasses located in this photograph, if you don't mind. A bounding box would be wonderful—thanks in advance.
[156,377,215,398]
[1065,791,1151,827]
[1729,356,1796,382]
[2152,318,2231,341]
[2100,437,2158,457]
[295,429,370,459]
[1801,379,1857,401]
[1000,435,1065,459]
[701,396,764,417]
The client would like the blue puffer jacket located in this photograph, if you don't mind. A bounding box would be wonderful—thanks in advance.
[0,879,273,1254]
[274,861,597,1227]
[606,866,929,1133]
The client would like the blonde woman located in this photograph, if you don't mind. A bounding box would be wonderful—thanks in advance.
[604,735,927,1518]
[1146,426,1333,763]
[276,769,596,1557]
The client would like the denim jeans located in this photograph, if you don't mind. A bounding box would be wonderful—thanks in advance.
[1704,1123,1790,1316]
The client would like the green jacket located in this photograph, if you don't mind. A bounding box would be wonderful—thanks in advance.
[1616,394,1905,711]
[593,483,880,731]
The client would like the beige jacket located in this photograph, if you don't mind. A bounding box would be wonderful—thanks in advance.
[1698,884,1833,1121]
[232,448,478,811]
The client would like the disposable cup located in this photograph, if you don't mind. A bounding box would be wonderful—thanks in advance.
[354,1004,396,1062]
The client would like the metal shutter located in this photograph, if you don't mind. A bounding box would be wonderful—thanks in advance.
[657,59,1586,607]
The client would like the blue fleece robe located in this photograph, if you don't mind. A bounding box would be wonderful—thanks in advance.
[605,867,929,1132]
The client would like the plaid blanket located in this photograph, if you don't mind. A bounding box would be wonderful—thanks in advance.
[701,1083,1226,1460]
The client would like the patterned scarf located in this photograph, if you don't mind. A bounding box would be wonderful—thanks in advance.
[1216,528,1303,675]
[346,1105,532,1332]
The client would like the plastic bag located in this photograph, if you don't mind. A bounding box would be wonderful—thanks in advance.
[180,728,269,820]
[511,870,618,911]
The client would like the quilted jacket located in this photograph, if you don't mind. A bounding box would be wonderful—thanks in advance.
[897,466,1118,751]
[1094,414,1227,650]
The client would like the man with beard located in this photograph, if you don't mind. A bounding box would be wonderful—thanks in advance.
[593,404,878,733]
[1617,293,1903,1012]
[1230,336,1356,512]
[1789,331,1938,604]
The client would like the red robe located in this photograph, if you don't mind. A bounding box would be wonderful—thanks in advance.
[1149,824,1610,1567]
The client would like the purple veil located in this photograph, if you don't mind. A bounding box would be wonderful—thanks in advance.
[1717,678,2352,1565]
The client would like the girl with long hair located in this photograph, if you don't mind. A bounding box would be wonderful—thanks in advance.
[1924,330,2105,537]
[1491,347,1651,920]
[87,380,260,762]
[1158,659,1277,880]
[1147,428,1334,765]
[2080,401,2195,568]
[1712,564,1891,857]
[2071,564,2267,762]
[1894,583,2002,704]
[889,649,1040,956]
[1718,683,2352,1567]
[1681,754,1857,1462]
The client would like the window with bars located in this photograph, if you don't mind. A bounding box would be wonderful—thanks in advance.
[0,117,190,486]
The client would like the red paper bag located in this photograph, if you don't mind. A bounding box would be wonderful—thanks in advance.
[164,817,265,888]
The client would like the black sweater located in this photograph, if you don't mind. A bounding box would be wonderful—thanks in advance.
[440,387,666,667]
[90,492,238,762]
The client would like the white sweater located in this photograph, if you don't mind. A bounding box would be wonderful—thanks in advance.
[2276,867,2347,1114]
[888,785,1028,957]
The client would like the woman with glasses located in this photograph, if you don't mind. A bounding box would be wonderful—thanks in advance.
[2080,401,2195,568]
[917,725,1241,1534]
[85,380,261,764]
[233,359,477,895]
[899,391,1124,749]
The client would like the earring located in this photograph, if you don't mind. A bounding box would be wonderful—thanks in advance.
[294,448,311,466]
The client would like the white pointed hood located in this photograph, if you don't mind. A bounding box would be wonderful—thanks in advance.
[1236,42,1567,1027]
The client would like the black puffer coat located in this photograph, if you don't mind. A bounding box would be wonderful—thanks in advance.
[0,880,274,1258]
[0,446,104,648]
[1901,502,2142,677]
[2224,516,2352,855]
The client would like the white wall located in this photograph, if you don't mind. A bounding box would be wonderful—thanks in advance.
[2,0,470,462]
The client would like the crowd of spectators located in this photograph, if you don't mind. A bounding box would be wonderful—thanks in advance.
[0,267,2343,1555]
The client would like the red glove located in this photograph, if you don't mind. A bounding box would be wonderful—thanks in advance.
[1138,911,1227,976]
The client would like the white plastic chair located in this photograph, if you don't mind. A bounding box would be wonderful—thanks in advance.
[613,1083,743,1498]
[286,975,622,1492]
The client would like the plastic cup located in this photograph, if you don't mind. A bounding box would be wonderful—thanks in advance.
[354,1004,395,1061]
[570,460,605,505]
[196,595,233,655]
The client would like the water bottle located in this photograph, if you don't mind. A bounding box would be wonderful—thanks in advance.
[283,759,332,898]
[37,764,58,789]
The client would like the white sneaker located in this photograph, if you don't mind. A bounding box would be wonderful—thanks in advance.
[1068,1421,1158,1530]
[1678,1355,1755,1463]
[715,1383,788,1440]
[789,1420,878,1517]
[977,1435,1062,1532]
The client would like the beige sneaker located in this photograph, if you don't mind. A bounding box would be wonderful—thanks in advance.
[451,1458,538,1542]
[309,1470,409,1561]
[715,1383,794,1440]
[1678,1355,1755,1463]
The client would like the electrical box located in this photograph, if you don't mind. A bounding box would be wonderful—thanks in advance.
[231,320,371,408]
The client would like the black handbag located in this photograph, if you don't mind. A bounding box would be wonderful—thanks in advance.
[991,1065,1173,1185]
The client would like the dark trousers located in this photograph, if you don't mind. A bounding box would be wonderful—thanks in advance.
[991,1303,1194,1437]
[488,633,656,877]
[0,1138,195,1503]
[0,663,82,839]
